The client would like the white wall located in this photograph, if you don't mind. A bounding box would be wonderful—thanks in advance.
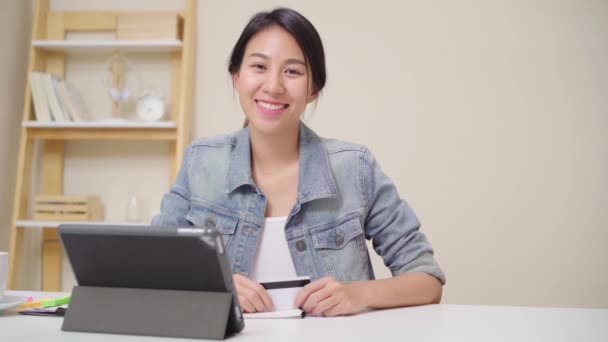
[4,0,608,308]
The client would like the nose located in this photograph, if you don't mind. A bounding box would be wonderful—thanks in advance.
[262,71,285,95]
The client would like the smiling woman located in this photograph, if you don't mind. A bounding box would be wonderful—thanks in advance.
[233,26,314,136]
[152,7,445,317]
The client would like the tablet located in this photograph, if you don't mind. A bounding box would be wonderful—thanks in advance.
[58,224,244,336]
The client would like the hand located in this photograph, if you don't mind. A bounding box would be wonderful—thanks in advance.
[233,274,274,313]
[293,276,368,317]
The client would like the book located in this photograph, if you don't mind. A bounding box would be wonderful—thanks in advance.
[56,80,89,121]
[51,77,73,121]
[243,309,305,319]
[28,72,90,122]
[28,72,52,121]
[43,73,67,122]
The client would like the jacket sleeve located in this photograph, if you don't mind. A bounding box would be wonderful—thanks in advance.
[151,146,194,227]
[362,148,446,284]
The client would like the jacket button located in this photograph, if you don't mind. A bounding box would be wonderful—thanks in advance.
[335,233,344,245]
[296,240,307,252]
[204,217,216,228]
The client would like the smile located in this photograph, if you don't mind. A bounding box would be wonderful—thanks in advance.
[256,100,289,110]
[255,100,289,117]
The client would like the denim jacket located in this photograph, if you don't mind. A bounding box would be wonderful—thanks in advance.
[152,123,445,284]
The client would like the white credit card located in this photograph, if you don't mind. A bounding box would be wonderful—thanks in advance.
[259,276,311,311]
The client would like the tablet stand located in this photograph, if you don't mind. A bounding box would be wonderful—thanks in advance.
[62,286,236,340]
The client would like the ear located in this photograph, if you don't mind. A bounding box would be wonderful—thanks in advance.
[232,72,240,91]
[307,89,318,104]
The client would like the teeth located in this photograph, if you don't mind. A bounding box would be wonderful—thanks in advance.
[258,101,286,110]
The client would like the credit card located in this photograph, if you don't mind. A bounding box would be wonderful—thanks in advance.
[259,276,311,310]
[260,277,311,290]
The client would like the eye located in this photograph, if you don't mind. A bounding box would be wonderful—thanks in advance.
[285,68,304,76]
[251,63,266,71]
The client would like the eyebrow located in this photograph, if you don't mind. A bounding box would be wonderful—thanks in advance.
[247,52,306,66]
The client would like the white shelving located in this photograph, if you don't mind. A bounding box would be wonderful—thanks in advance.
[32,40,183,53]
[15,220,149,228]
[22,120,177,129]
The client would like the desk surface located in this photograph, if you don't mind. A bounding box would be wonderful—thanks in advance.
[2,291,607,342]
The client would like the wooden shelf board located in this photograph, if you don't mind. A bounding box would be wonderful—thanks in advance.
[16,220,149,228]
[32,40,182,53]
[23,120,177,129]
[22,121,178,140]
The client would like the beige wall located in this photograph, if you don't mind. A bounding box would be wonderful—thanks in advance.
[4,0,608,308]
[198,0,608,308]
[0,2,32,251]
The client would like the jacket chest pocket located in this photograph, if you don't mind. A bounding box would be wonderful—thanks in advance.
[186,204,238,250]
[310,216,370,281]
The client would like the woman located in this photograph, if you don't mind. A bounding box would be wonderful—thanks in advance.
[153,7,445,317]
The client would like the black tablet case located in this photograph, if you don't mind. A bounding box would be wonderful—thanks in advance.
[58,224,244,340]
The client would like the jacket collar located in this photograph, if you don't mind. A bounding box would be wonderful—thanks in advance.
[226,122,338,204]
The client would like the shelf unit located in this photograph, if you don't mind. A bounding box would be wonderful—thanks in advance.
[7,0,196,291]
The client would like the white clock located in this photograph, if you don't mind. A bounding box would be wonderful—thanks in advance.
[136,93,165,122]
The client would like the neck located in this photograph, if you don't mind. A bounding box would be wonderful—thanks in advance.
[250,124,299,173]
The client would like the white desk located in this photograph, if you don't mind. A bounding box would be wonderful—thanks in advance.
[1,291,607,341]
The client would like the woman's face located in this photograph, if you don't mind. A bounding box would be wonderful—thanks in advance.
[233,25,316,136]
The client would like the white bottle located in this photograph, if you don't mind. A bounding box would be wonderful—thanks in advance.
[126,195,139,222]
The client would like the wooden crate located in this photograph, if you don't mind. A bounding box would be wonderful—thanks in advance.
[117,13,183,40]
[34,195,103,221]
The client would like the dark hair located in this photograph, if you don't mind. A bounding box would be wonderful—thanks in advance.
[228,7,326,95]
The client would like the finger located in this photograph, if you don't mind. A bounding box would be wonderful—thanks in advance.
[323,303,344,317]
[240,279,274,311]
[311,295,340,316]
[238,295,255,313]
[233,276,250,309]
[241,287,267,312]
[234,275,274,311]
[251,282,274,310]
[302,285,334,313]
[294,277,332,308]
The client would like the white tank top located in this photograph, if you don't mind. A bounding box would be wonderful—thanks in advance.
[249,216,298,282]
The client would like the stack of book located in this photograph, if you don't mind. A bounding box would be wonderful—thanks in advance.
[29,72,89,122]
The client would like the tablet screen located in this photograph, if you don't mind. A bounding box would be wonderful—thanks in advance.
[59,225,231,292]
